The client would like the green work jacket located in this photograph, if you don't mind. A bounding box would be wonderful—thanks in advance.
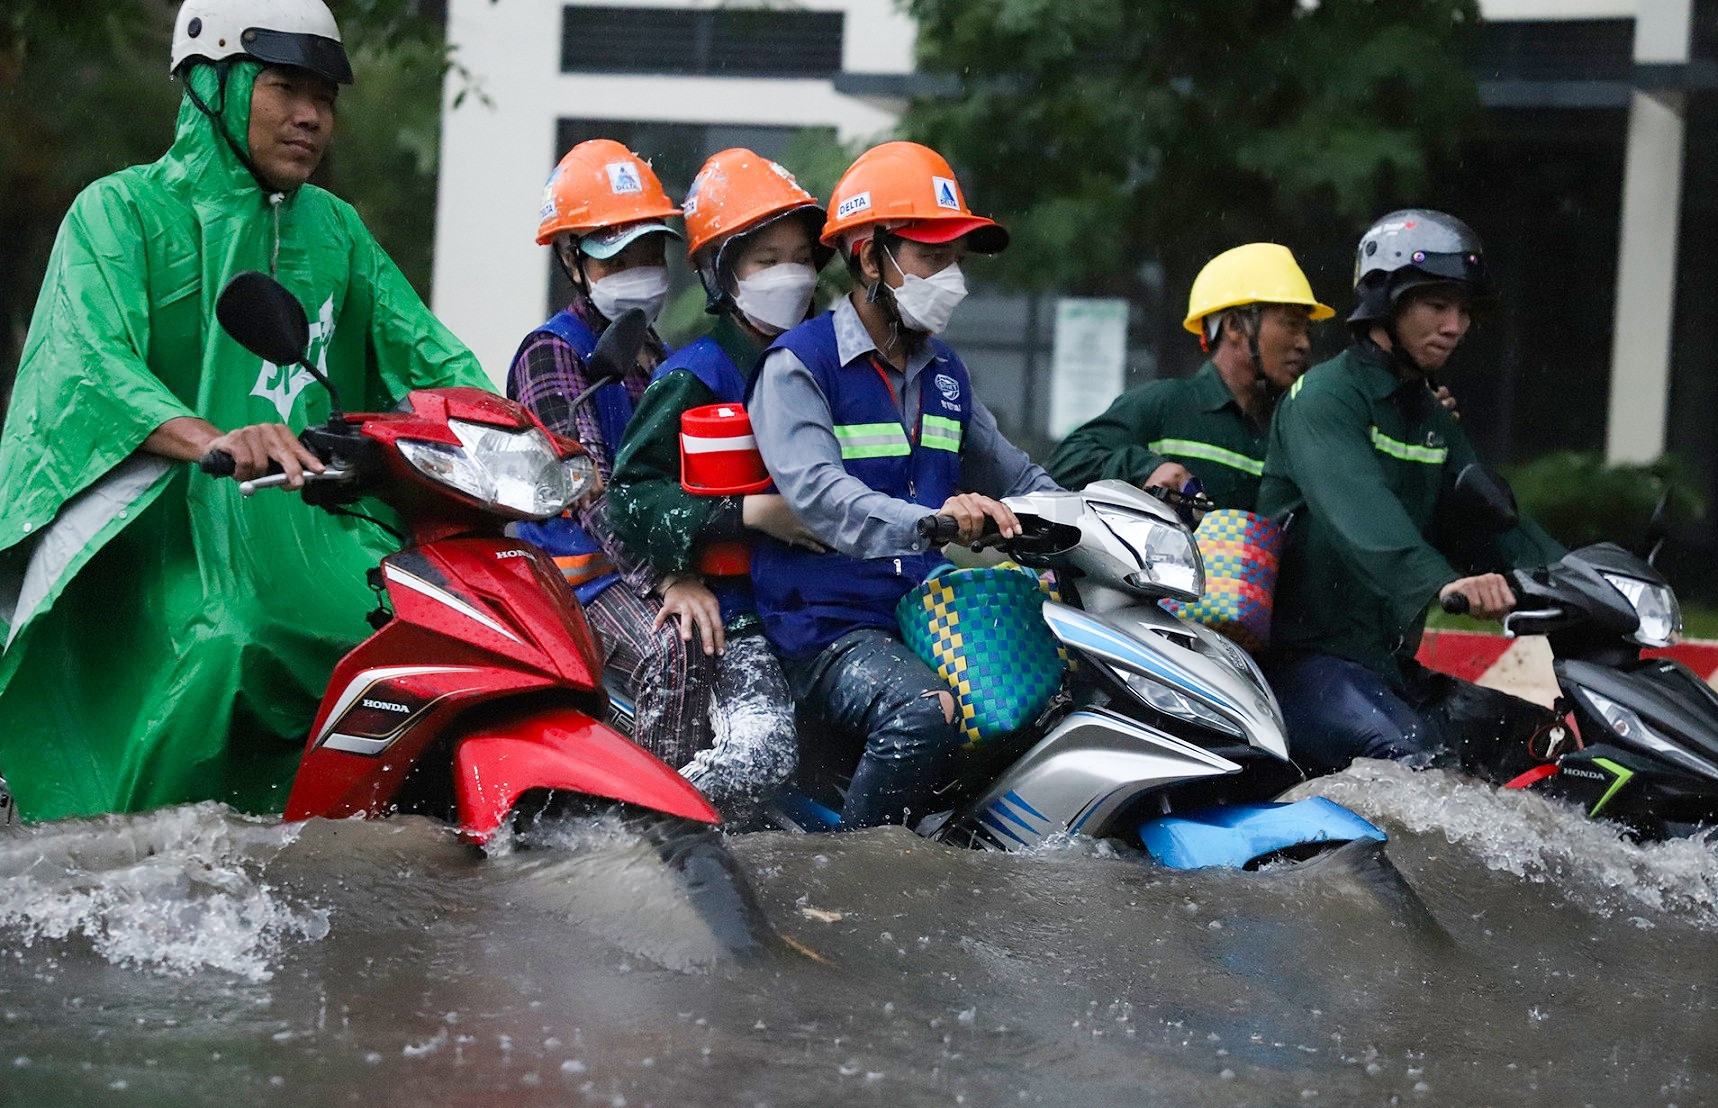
[1257,342,1564,688]
[1046,361,1267,509]
[608,314,755,582]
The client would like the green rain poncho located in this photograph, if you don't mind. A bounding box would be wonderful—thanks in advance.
[0,63,490,821]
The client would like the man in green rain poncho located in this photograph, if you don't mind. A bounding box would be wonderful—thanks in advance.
[0,0,491,822]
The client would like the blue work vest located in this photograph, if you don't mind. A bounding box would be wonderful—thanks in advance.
[749,312,972,660]
[508,309,633,605]
[652,334,748,401]
[652,335,758,626]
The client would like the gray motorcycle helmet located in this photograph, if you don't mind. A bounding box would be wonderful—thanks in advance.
[1349,209,1490,325]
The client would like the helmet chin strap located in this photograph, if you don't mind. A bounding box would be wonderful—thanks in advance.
[1246,323,1272,397]
[1233,307,1278,401]
[862,226,919,351]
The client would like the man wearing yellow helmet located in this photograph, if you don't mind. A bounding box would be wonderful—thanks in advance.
[1048,243,1331,510]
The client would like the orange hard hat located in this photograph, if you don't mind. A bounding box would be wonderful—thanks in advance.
[821,141,1008,255]
[683,148,824,261]
[536,139,681,245]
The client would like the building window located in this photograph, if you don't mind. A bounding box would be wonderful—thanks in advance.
[561,5,845,78]
[1468,19,1635,82]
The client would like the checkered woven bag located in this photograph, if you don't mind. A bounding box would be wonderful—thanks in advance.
[896,563,1068,746]
[1162,509,1283,654]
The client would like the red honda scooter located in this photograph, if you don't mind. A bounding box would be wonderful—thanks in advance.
[203,272,721,850]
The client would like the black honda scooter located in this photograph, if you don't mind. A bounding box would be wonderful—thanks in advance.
[1443,468,1718,839]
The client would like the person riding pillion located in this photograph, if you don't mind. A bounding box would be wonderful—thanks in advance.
[747,141,1060,829]
[509,139,720,775]
[0,0,492,821]
[1048,243,1330,510]
[607,148,832,816]
[1258,210,1564,773]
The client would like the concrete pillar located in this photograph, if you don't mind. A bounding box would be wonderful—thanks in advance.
[1605,0,1694,464]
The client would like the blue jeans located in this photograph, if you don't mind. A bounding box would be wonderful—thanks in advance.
[1265,650,1551,777]
[783,629,965,829]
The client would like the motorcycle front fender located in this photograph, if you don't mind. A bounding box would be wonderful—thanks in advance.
[453,708,720,842]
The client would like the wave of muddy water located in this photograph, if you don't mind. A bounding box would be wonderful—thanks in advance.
[1,760,1715,1107]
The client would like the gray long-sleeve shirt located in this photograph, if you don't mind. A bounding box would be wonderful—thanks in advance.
[749,295,1059,560]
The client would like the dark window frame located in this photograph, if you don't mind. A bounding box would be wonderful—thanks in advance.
[560,5,845,79]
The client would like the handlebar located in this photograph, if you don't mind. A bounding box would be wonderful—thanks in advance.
[918,511,1081,564]
[917,513,999,546]
[198,449,350,498]
[1440,591,1470,615]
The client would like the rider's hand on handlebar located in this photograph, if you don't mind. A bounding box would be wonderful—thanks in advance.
[1439,573,1515,621]
[1142,461,1195,493]
[936,493,1018,545]
[654,574,725,656]
[742,493,827,552]
[205,423,323,487]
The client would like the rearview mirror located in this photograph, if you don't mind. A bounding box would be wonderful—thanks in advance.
[217,270,310,367]
[1450,463,1520,534]
[1643,489,1672,566]
[569,308,648,411]
[589,308,647,385]
[216,270,342,419]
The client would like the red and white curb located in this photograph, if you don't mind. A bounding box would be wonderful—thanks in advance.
[1416,630,1718,707]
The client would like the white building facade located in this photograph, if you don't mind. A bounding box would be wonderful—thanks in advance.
[432,0,913,381]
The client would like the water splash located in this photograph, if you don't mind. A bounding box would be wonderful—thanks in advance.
[0,804,329,980]
[1297,759,1718,925]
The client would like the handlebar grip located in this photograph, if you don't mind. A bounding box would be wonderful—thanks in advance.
[917,514,961,545]
[199,449,235,477]
[1440,591,1470,615]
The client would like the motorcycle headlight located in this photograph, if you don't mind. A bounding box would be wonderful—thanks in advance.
[398,418,595,517]
[1089,504,1204,602]
[1599,572,1682,648]
[1119,669,1243,738]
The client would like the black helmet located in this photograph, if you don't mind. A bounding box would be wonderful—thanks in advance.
[1349,209,1490,326]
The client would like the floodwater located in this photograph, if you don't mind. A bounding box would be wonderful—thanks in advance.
[2,760,1715,1108]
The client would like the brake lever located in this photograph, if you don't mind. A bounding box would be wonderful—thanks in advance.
[239,465,354,498]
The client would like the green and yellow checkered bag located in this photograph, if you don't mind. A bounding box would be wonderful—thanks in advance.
[895,563,1068,746]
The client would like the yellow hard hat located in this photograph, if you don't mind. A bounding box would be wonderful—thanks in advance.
[1182,243,1334,334]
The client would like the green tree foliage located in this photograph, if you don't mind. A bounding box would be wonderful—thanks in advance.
[902,0,1482,305]
[1507,450,1706,552]
[0,0,470,409]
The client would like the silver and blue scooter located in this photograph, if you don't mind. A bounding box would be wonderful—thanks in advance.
[773,481,1385,871]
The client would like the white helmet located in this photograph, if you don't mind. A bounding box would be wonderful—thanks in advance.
[171,0,353,85]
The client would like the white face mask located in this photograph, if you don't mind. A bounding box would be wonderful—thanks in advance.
[732,262,818,336]
[587,266,670,323]
[886,249,967,335]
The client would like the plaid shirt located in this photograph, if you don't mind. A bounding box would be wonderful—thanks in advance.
[507,293,669,595]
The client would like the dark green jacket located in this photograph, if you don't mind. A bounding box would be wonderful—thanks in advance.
[1046,360,1267,509]
[609,315,756,625]
[1258,342,1564,687]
